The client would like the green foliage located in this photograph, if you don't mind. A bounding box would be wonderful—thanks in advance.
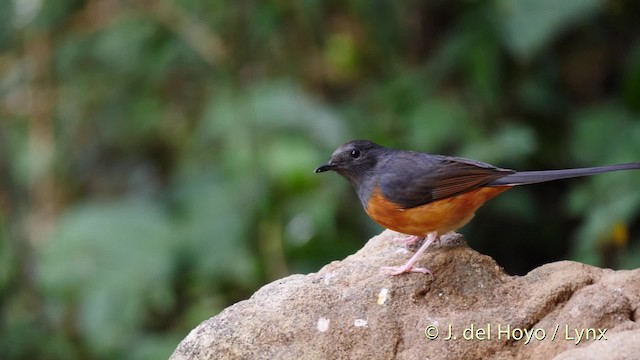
[0,1,14,50]
[40,199,176,357]
[498,0,603,60]
[567,104,640,266]
[623,44,640,110]
[1,0,640,359]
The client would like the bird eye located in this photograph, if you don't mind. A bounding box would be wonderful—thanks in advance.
[350,149,361,159]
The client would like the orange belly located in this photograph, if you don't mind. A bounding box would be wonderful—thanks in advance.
[365,186,511,236]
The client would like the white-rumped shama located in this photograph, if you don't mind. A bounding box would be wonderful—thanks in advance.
[315,140,640,276]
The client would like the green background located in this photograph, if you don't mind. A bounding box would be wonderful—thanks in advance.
[1,0,640,358]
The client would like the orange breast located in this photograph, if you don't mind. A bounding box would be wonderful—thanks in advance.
[365,186,512,236]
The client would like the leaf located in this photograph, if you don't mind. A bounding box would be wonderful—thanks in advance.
[39,199,176,356]
[171,173,257,282]
[567,103,640,265]
[406,96,476,151]
[91,19,160,75]
[622,43,640,110]
[262,137,325,189]
[569,103,640,164]
[571,193,640,265]
[497,0,603,60]
[0,0,14,48]
[460,123,537,164]
[199,81,348,149]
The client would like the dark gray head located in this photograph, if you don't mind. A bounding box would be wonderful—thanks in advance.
[315,140,385,186]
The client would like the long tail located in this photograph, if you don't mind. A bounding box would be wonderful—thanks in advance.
[487,163,640,186]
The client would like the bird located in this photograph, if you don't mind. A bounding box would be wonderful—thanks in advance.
[315,140,640,276]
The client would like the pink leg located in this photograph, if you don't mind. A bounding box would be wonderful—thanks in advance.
[393,234,423,246]
[381,232,438,276]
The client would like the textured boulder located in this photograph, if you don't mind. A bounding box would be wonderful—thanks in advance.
[171,230,640,360]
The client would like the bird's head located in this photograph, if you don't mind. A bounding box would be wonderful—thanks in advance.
[315,140,383,184]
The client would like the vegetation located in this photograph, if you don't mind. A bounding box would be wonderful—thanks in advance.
[1,0,639,358]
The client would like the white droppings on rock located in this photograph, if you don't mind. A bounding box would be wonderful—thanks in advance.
[323,272,336,285]
[569,306,581,318]
[354,319,368,327]
[377,288,390,305]
[317,317,330,332]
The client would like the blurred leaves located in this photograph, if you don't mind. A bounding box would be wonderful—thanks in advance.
[567,104,640,266]
[623,43,640,110]
[171,174,255,281]
[1,0,640,359]
[193,80,354,274]
[34,0,82,29]
[199,81,346,149]
[498,0,603,60]
[569,104,640,165]
[460,123,537,163]
[0,1,14,50]
[406,96,476,151]
[40,199,176,356]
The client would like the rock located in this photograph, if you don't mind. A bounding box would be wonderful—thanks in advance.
[170,230,640,360]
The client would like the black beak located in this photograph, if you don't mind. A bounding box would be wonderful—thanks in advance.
[314,163,335,173]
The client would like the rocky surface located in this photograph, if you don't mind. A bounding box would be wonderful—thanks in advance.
[171,230,640,360]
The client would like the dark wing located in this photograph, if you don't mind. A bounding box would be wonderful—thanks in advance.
[378,152,515,209]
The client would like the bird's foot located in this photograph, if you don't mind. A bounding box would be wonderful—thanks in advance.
[383,231,439,276]
[380,264,432,276]
[393,234,423,247]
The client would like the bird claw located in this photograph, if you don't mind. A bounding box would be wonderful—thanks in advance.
[393,235,423,247]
